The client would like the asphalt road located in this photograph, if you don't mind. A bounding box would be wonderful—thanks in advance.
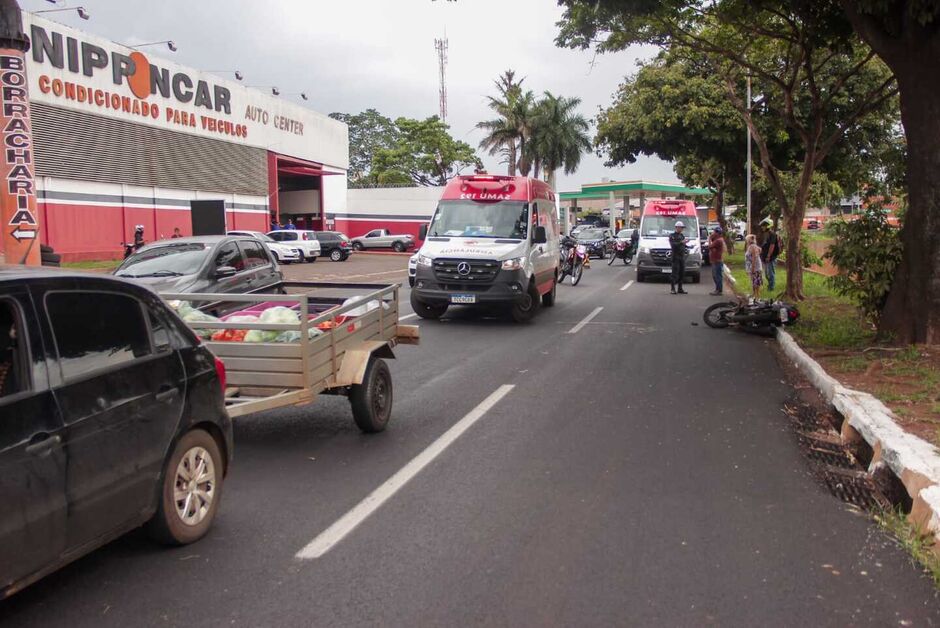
[2,255,938,627]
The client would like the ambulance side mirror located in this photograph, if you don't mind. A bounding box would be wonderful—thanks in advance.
[419,224,428,240]
[533,226,547,244]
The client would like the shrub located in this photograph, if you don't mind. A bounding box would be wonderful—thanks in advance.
[825,208,903,324]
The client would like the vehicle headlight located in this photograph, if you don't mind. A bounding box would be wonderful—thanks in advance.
[640,246,650,254]
[501,256,525,271]
[417,254,433,267]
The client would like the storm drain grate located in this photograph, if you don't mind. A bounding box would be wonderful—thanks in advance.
[805,445,857,469]
[821,468,892,511]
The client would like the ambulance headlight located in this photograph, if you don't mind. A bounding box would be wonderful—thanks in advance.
[640,246,650,255]
[417,254,433,267]
[501,257,525,271]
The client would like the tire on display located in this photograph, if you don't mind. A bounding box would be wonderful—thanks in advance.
[330,249,343,262]
[392,241,406,253]
[541,275,557,307]
[511,280,540,323]
[147,429,225,546]
[350,357,393,433]
[410,291,447,320]
[703,302,736,328]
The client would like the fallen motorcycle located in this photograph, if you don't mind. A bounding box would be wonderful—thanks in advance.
[703,298,799,336]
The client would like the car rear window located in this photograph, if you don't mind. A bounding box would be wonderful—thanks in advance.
[46,292,152,381]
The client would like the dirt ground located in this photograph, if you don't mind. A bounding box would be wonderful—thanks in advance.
[813,346,940,446]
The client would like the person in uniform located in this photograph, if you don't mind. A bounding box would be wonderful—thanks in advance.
[669,221,688,294]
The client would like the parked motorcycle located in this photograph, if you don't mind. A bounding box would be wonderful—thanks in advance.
[703,298,800,335]
[558,241,587,286]
[607,239,634,266]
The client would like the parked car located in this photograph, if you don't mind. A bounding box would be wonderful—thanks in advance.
[0,269,232,599]
[312,231,352,261]
[408,253,417,287]
[807,219,821,230]
[351,229,415,252]
[114,235,283,295]
[227,230,301,264]
[576,227,612,259]
[266,230,323,262]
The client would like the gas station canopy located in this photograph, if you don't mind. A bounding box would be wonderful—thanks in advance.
[560,180,711,201]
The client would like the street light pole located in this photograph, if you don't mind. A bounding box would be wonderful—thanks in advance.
[746,75,752,236]
[0,0,41,266]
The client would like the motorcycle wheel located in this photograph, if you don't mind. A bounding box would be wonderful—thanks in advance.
[623,255,632,265]
[703,302,736,328]
[607,250,617,265]
[570,260,584,286]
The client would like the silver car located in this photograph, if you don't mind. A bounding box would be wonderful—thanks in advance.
[228,231,301,264]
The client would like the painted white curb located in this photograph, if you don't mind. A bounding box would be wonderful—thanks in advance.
[778,327,940,536]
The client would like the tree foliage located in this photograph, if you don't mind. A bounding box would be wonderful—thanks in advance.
[371,117,481,187]
[825,207,904,325]
[557,0,900,302]
[329,109,399,183]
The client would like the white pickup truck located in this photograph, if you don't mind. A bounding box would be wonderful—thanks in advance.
[351,229,416,252]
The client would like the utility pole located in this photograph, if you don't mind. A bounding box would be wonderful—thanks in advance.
[746,75,752,236]
[434,37,448,123]
[0,0,41,266]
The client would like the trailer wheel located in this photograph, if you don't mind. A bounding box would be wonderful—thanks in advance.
[350,357,392,433]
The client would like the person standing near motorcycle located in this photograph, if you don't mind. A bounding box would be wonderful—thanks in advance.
[708,226,727,295]
[745,233,764,300]
[760,219,780,292]
[630,227,640,260]
[669,221,688,295]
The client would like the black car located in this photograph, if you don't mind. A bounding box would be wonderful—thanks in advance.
[114,235,283,294]
[0,270,232,599]
[313,231,352,262]
[577,228,612,259]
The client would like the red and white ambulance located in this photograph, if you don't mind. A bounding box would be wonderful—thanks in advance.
[411,175,561,322]
[635,199,703,283]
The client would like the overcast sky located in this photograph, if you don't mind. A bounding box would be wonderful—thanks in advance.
[22,0,677,191]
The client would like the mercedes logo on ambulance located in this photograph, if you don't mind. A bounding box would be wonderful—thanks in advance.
[457,262,471,276]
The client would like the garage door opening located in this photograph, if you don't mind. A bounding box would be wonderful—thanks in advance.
[270,154,344,232]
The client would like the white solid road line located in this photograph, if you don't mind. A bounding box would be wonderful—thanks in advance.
[620,280,635,292]
[567,306,604,334]
[399,313,418,321]
[295,384,516,560]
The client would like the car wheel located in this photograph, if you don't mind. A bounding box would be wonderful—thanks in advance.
[541,275,557,307]
[353,242,364,251]
[410,291,447,319]
[636,272,645,283]
[330,249,343,262]
[511,280,540,322]
[350,358,393,433]
[392,241,406,253]
[408,276,415,287]
[147,429,224,545]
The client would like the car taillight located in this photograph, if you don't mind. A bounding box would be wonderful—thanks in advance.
[214,356,227,392]
[340,241,349,247]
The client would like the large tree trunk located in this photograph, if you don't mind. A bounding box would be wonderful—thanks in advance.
[878,69,940,343]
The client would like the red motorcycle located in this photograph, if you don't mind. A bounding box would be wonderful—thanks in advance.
[607,239,634,266]
[558,240,587,286]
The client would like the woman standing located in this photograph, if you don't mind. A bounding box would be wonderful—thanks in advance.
[744,234,764,300]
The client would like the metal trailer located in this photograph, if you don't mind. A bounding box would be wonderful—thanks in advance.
[161,281,419,432]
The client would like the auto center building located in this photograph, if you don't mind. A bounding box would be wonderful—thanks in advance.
[17,13,348,261]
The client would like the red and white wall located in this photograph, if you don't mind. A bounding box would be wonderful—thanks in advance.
[332,186,441,243]
[38,177,268,261]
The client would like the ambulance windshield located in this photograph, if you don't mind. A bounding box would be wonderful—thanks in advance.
[428,200,529,240]
[641,216,698,237]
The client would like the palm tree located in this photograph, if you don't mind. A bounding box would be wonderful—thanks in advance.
[477,70,535,176]
[528,92,592,190]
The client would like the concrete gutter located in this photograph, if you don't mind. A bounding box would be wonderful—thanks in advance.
[722,264,940,541]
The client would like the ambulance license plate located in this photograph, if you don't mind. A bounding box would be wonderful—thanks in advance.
[451,294,476,304]
[661,268,672,274]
